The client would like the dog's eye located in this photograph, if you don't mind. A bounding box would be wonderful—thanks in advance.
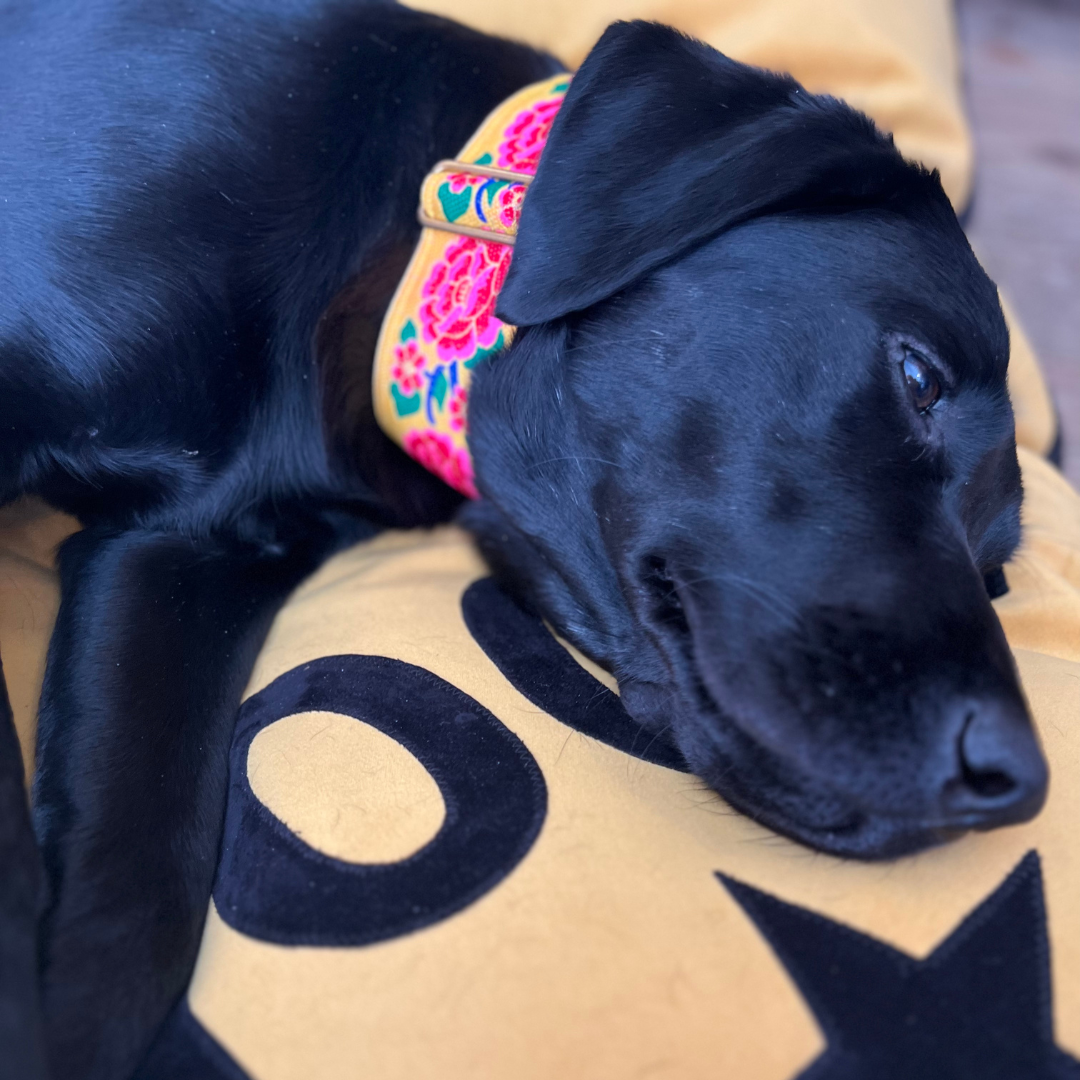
[902,351,940,411]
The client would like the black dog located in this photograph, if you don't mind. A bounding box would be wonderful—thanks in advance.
[0,3,1048,1078]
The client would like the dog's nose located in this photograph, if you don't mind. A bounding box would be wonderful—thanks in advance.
[940,703,1048,828]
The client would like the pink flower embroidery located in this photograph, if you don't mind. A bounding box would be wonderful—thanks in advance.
[419,236,511,363]
[448,384,468,432]
[495,183,525,229]
[390,339,425,394]
[497,97,562,174]
[446,172,478,194]
[404,429,478,499]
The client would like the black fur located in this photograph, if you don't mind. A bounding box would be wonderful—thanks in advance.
[0,5,1048,1078]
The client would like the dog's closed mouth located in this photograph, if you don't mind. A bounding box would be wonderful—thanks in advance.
[679,691,890,858]
[631,563,876,848]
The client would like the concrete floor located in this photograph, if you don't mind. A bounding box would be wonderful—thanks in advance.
[958,0,1080,486]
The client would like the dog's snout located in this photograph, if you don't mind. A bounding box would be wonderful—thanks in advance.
[940,702,1048,829]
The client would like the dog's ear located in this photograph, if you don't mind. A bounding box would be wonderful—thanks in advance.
[497,20,943,326]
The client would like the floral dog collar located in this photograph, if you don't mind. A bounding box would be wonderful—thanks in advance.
[372,74,570,498]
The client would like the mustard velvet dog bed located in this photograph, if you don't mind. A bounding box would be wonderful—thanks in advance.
[3,451,1080,1078]
[1,0,1077,1077]
[149,452,1080,1080]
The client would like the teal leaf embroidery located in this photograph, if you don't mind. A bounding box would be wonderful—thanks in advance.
[391,385,421,417]
[474,152,493,165]
[464,330,506,369]
[400,319,416,342]
[438,182,471,223]
[553,81,570,92]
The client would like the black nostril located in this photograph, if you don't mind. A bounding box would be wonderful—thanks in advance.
[960,751,1015,800]
[943,705,1049,828]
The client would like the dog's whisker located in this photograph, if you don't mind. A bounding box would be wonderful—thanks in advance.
[678,571,802,625]
[526,455,625,470]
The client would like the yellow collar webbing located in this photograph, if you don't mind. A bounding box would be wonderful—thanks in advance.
[372,75,570,497]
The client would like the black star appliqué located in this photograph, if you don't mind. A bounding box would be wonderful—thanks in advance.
[718,851,1080,1080]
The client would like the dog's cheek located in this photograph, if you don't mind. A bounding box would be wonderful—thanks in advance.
[459,499,629,672]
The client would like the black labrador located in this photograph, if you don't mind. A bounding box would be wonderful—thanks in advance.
[0,2,1048,1078]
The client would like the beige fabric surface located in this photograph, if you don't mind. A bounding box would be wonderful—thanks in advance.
[1002,291,1057,459]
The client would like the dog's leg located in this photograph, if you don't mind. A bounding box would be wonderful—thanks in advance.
[0,654,49,1080]
[32,519,369,1080]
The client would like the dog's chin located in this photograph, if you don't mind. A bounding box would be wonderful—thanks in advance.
[620,677,969,861]
[693,753,969,861]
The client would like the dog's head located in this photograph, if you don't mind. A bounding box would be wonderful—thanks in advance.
[462,21,1047,858]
